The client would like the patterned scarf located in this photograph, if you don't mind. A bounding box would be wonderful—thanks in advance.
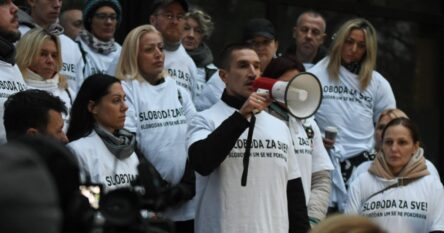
[79,30,117,55]
[94,124,135,160]
[369,148,429,180]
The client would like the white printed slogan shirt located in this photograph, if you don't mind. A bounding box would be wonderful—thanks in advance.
[345,172,444,233]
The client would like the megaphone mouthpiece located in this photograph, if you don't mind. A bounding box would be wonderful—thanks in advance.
[288,87,308,101]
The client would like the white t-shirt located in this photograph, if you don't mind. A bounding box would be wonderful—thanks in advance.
[19,26,85,93]
[345,172,444,233]
[187,100,301,233]
[303,62,315,70]
[194,63,217,96]
[0,61,27,144]
[288,116,333,203]
[77,38,121,78]
[67,131,139,192]
[268,106,333,203]
[164,44,198,101]
[308,57,396,160]
[194,71,225,111]
[123,76,196,221]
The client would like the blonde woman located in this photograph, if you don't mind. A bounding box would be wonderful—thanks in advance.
[116,24,196,233]
[308,18,396,212]
[16,28,75,130]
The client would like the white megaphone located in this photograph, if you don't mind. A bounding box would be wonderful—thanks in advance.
[252,72,323,119]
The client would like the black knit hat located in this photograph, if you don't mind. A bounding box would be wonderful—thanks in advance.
[243,18,276,41]
[83,0,122,31]
[148,0,189,16]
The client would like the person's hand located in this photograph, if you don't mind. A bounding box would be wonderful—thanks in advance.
[239,92,273,118]
[323,137,335,150]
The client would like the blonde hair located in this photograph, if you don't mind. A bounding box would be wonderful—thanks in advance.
[328,18,377,90]
[115,24,166,82]
[15,28,68,89]
[378,108,409,123]
[310,214,386,233]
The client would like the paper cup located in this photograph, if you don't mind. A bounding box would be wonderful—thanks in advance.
[325,126,338,141]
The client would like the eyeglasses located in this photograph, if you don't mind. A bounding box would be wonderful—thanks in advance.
[246,39,274,48]
[297,26,324,37]
[157,13,185,22]
[94,13,117,21]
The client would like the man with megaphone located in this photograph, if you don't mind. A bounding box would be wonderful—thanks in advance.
[187,43,309,233]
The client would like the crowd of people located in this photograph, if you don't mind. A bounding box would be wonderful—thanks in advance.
[0,0,442,233]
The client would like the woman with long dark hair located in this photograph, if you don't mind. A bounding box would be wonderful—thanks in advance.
[67,74,139,192]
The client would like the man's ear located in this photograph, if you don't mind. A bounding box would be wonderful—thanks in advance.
[87,100,97,114]
[25,128,39,136]
[319,33,326,44]
[273,40,279,53]
[149,15,156,25]
[292,26,298,39]
[219,69,228,84]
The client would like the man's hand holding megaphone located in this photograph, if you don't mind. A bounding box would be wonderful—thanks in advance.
[239,92,273,119]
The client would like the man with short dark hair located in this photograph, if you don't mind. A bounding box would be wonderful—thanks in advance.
[59,5,83,40]
[187,43,309,233]
[0,0,27,144]
[287,11,327,69]
[4,89,68,143]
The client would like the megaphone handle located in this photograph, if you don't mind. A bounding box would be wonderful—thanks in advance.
[241,114,256,186]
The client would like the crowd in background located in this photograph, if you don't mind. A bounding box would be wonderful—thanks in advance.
[0,0,443,233]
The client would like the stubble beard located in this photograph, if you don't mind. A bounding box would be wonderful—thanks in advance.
[0,27,21,43]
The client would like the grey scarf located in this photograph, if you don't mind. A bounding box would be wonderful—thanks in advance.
[94,124,135,160]
[186,42,214,68]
